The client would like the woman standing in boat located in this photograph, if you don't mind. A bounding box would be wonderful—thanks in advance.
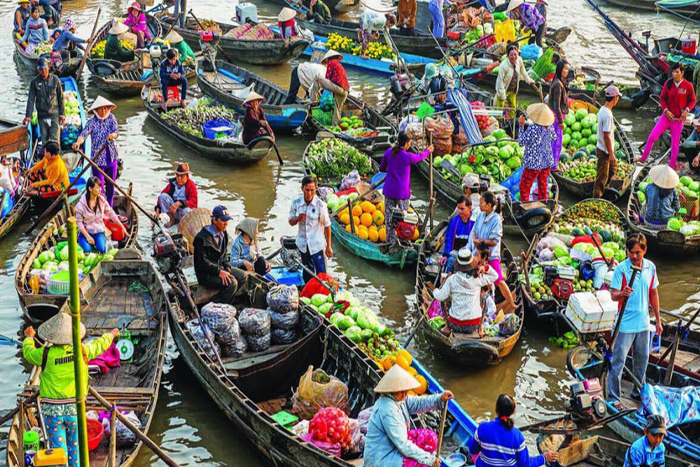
[547,59,569,170]
[517,103,557,202]
[364,365,453,467]
[495,44,535,119]
[242,92,274,145]
[379,131,432,245]
[20,7,49,54]
[75,176,128,253]
[72,96,120,206]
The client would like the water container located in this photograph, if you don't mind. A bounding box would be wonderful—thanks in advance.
[149,44,162,59]
[236,3,258,23]
[682,35,697,55]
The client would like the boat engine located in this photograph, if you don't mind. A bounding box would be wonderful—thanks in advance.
[388,209,419,242]
[564,380,607,424]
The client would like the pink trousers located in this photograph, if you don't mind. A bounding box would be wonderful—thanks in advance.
[641,114,683,168]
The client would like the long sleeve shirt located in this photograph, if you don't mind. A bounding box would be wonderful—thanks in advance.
[645,183,680,223]
[398,0,417,28]
[469,210,502,260]
[124,12,151,41]
[326,59,349,91]
[443,215,474,257]
[495,57,534,102]
[53,30,86,51]
[433,267,498,322]
[547,78,568,123]
[380,147,431,200]
[229,234,261,268]
[517,4,544,33]
[660,78,696,119]
[623,436,666,467]
[26,73,64,119]
[160,59,185,83]
[29,155,69,189]
[364,394,443,467]
[518,123,556,170]
[157,178,198,210]
[242,106,270,145]
[75,193,120,235]
[682,128,700,149]
[307,0,331,22]
[21,17,49,44]
[79,114,119,166]
[104,33,135,62]
[469,419,545,467]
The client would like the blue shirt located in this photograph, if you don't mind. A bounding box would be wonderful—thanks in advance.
[443,214,474,257]
[611,258,658,334]
[53,30,86,51]
[160,59,185,82]
[21,17,49,45]
[470,211,502,260]
[623,435,666,467]
[518,124,556,170]
[644,183,679,223]
[229,234,260,269]
[468,419,545,467]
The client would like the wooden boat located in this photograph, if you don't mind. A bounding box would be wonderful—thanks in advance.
[626,152,700,255]
[268,0,361,16]
[567,345,700,464]
[15,192,139,322]
[196,60,309,131]
[13,35,82,77]
[656,0,700,20]
[156,16,309,65]
[140,80,274,164]
[296,18,446,58]
[306,94,396,154]
[415,222,523,367]
[0,119,30,241]
[6,259,168,467]
[651,318,700,381]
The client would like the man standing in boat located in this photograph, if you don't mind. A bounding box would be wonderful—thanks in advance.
[593,85,620,199]
[289,176,332,283]
[283,60,326,104]
[24,58,64,148]
[357,11,396,59]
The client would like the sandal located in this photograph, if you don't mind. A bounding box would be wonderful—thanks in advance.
[611,401,626,411]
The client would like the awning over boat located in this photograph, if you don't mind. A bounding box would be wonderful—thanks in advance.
[640,383,700,428]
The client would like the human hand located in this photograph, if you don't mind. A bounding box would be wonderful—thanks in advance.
[441,390,454,402]
[682,110,689,122]
[168,203,179,215]
[543,451,558,463]
[59,115,66,126]
[439,257,447,264]
[325,245,333,258]
[266,263,271,272]
[427,144,434,153]
[655,320,664,337]
[243,260,254,271]
[621,286,634,297]
[559,122,564,130]
[433,458,442,467]
[110,328,120,338]
[107,133,117,141]
[23,117,31,125]
[86,234,95,245]
[72,142,79,151]
[665,110,674,121]
[219,269,233,286]
[24,326,36,338]
[694,155,700,167]
[297,213,307,223]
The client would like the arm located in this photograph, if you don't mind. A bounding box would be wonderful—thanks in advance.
[66,31,86,44]
[686,81,697,113]
[659,83,669,113]
[442,217,456,257]
[74,204,90,238]
[379,152,389,172]
[682,130,699,148]
[381,405,437,466]
[609,266,626,302]
[515,438,545,467]
[409,148,431,164]
[405,394,443,413]
[57,78,64,117]
[495,67,507,102]
[84,333,116,361]
[229,237,246,268]
[549,83,563,123]
[22,337,45,366]
[672,190,680,212]
[193,237,222,276]
[289,200,301,226]
[21,25,30,43]
[475,266,499,286]
[186,180,198,209]
[517,125,531,146]
[604,128,614,156]
[321,1,331,20]
[468,426,482,455]
[41,21,49,42]
[25,80,36,118]
[482,216,502,247]
[432,276,452,302]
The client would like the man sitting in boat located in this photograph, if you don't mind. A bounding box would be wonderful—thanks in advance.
[278,8,300,40]
[682,117,700,168]
[305,0,331,24]
[159,48,187,110]
[20,6,49,53]
[439,195,474,273]
[357,11,396,59]
[25,140,69,196]
[623,414,667,467]
[14,0,31,38]
[432,248,499,337]
[364,365,453,467]
[164,30,196,67]
[193,205,249,304]
[641,165,680,230]
[230,217,270,275]
[283,60,326,104]
[52,17,86,60]
[37,0,61,27]
[155,163,198,228]
[104,22,135,62]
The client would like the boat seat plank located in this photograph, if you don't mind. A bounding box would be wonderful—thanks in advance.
[91,386,155,396]
[223,343,295,371]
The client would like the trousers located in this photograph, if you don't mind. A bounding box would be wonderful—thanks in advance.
[45,413,79,467]
[161,77,188,102]
[38,116,60,147]
[284,66,302,105]
[429,2,445,38]
[309,77,348,126]
[300,249,327,284]
[78,231,107,253]
[593,148,617,198]
[92,161,118,206]
[608,330,649,402]
[642,114,683,168]
[520,168,550,202]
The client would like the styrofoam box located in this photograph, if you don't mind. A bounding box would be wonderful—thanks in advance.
[565,290,618,334]
[236,3,258,23]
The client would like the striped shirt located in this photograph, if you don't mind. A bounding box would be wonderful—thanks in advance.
[468,419,545,467]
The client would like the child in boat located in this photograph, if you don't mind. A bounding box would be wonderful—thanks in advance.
[623,414,666,467]
[432,248,499,336]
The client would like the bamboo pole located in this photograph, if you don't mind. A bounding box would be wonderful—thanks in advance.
[108,409,116,467]
[68,217,90,467]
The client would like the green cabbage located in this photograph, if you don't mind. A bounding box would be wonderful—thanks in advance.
[344,326,362,343]
[311,294,328,307]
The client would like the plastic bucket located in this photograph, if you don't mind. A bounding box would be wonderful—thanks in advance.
[23,430,40,452]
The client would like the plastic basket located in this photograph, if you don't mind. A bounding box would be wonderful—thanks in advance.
[47,270,86,295]
[202,118,234,140]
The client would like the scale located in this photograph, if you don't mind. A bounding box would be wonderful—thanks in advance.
[116,328,135,361]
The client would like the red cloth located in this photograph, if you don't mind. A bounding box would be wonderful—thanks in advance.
[571,233,601,247]
[159,178,198,209]
[519,168,550,202]
[326,59,349,92]
[88,342,121,374]
[660,78,697,118]
[300,272,336,298]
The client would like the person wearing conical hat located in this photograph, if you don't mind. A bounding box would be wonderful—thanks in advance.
[364,365,453,467]
[165,30,196,65]
[124,1,150,48]
[307,50,349,126]
[283,60,326,105]
[14,0,31,37]
[643,165,680,228]
[278,7,299,40]
[104,21,135,62]
[517,102,557,202]
[23,313,119,467]
[155,163,198,228]
[72,96,120,206]
[506,0,545,47]
[242,91,275,145]
[230,217,270,275]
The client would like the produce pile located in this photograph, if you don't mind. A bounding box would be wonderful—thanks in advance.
[61,91,82,147]
[325,33,395,60]
[161,104,238,139]
[559,108,622,156]
[334,195,395,243]
[195,18,222,34]
[30,41,53,58]
[640,174,700,237]
[560,159,633,183]
[471,101,498,134]
[304,139,374,181]
[307,408,352,449]
[311,111,383,139]
[90,39,134,59]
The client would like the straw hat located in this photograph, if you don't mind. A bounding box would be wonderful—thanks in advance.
[506,0,524,12]
[164,30,183,44]
[236,218,259,239]
[649,165,679,190]
[38,312,85,346]
[423,63,438,81]
[374,364,421,393]
[278,7,297,22]
[108,22,129,35]
[527,103,555,127]
[18,0,30,4]
[88,96,117,113]
[322,50,343,63]
[455,248,474,272]
[127,1,142,12]
[175,162,191,175]
[243,91,266,105]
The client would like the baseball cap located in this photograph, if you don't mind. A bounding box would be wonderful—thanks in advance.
[212,205,232,221]
[605,85,621,98]
[646,414,667,435]
[37,57,49,70]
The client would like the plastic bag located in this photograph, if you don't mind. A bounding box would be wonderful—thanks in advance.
[339,170,362,192]
[317,186,335,201]
[246,332,271,352]
[399,114,421,133]
[239,308,271,337]
[404,122,427,151]
[267,284,299,313]
[357,407,374,434]
[101,411,141,448]
[222,336,248,358]
[271,328,299,345]
[291,419,309,437]
[187,319,220,360]
[270,310,300,330]
[320,90,335,112]
[536,236,567,255]
[301,433,341,457]
[498,313,520,336]
[344,419,364,457]
[538,248,555,262]
[292,366,350,420]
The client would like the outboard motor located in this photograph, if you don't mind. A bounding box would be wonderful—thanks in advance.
[564,380,607,424]
[198,30,219,72]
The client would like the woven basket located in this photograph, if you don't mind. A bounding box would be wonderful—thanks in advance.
[679,192,700,222]
[178,208,212,251]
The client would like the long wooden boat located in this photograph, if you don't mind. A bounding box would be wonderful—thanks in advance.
[306,94,396,154]
[197,60,309,131]
[415,221,524,367]
[15,192,139,322]
[626,151,700,255]
[13,36,82,77]
[567,345,700,464]
[296,18,446,58]
[6,259,168,467]
[269,0,361,16]
[156,15,309,65]
[656,0,700,19]
[0,119,30,241]
[141,80,274,164]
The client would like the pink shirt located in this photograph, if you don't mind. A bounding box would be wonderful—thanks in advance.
[75,193,120,234]
[124,13,151,41]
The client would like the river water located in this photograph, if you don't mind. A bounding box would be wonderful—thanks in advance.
[1,0,699,465]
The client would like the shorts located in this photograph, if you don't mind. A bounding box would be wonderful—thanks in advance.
[489,258,504,283]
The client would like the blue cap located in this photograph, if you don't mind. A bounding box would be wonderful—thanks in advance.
[37,57,49,70]
[212,205,232,221]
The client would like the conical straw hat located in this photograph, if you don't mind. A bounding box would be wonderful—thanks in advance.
[164,30,183,44]
[506,0,524,12]
[649,165,680,190]
[38,311,86,345]
[527,103,555,127]
[243,91,266,105]
[108,22,129,35]
[88,96,117,113]
[374,364,421,393]
[278,7,297,22]
[322,50,343,62]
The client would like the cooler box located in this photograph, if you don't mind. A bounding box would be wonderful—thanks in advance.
[236,3,258,23]
[266,267,304,287]
[564,290,618,334]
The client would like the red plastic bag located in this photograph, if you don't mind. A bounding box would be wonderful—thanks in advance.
[302,433,342,457]
[402,429,438,467]
[300,273,339,298]
[571,234,601,248]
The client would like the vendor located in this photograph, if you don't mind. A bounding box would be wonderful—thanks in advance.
[440,195,474,273]
[433,248,499,337]
[643,165,680,228]
[461,173,484,219]
[124,2,150,48]
[397,0,417,35]
[164,30,196,66]
[155,163,198,228]
[624,414,667,467]
[517,103,557,202]
[104,22,135,62]
[681,117,700,161]
[506,0,545,47]
[306,0,331,24]
[53,17,86,57]
[20,6,48,50]
[159,48,187,109]
[283,61,326,104]
[230,217,270,276]
[495,44,536,119]
[429,0,451,39]
[547,59,569,170]
[75,177,128,253]
[23,313,119,467]
[24,57,65,146]
[357,11,396,59]
[308,51,349,126]
[364,365,453,467]
[14,0,31,37]
[278,8,300,39]
[242,92,274,145]
[26,141,69,195]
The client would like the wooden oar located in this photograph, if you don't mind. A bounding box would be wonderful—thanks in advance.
[163,12,182,40]
[435,399,449,462]
[76,8,102,82]
[271,140,284,166]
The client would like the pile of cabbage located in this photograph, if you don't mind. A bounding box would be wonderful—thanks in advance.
[667,218,700,237]
[32,244,116,275]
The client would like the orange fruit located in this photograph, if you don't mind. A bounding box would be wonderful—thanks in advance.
[357,225,369,240]
[368,227,379,243]
[379,226,387,243]
[340,213,350,225]
[396,349,413,366]
[346,224,352,232]
[353,216,361,226]
[412,228,420,241]
[407,366,418,377]
[360,212,373,227]
[415,375,428,394]
[352,205,363,217]
[372,210,385,225]
[337,206,349,218]
[396,354,411,370]
[361,201,376,213]
[380,355,396,371]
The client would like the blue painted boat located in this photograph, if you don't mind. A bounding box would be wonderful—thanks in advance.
[197,61,309,131]
[60,77,91,197]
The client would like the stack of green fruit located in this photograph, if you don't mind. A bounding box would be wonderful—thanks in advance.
[561,159,633,183]
[329,115,364,133]
[559,108,623,160]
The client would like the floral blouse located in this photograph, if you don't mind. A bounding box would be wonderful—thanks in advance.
[78,114,119,166]
[326,59,349,92]
[518,123,556,170]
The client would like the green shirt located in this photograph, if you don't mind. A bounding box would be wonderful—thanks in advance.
[307,0,332,22]
[104,34,135,63]
[23,333,114,401]
[172,41,196,64]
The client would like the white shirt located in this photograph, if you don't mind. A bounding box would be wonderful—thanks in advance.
[360,11,387,32]
[298,63,326,90]
[596,105,615,154]
[289,194,331,254]
[432,267,499,322]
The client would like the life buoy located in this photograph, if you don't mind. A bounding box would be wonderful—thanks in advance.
[517,207,552,231]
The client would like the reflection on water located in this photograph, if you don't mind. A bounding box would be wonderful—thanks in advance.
[1,0,699,464]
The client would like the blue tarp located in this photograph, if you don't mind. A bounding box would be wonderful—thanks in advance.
[447,89,483,145]
[639,383,700,428]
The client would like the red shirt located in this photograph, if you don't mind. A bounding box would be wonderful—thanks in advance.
[159,178,198,209]
[660,78,697,118]
[326,59,349,92]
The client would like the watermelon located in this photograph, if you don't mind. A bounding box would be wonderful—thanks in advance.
[588,134,597,145]
[572,131,582,142]
[575,108,589,120]
[680,175,693,186]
